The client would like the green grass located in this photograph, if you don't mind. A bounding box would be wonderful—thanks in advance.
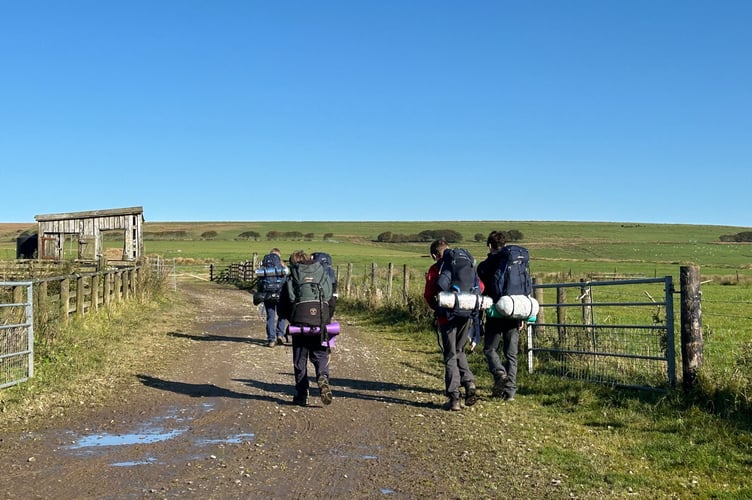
[339,297,752,498]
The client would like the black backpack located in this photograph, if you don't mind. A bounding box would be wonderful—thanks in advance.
[493,245,532,298]
[438,248,480,318]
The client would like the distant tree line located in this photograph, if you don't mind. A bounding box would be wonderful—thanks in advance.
[376,228,525,244]
[263,231,333,241]
[473,229,524,242]
[143,230,191,240]
[719,231,752,243]
[376,229,463,243]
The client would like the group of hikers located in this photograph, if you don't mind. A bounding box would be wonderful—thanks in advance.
[254,230,533,411]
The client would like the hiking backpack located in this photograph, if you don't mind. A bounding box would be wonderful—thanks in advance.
[493,244,532,298]
[257,253,286,300]
[288,262,333,327]
[311,252,337,294]
[438,247,481,318]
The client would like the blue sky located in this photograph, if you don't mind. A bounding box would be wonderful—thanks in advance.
[2,1,750,227]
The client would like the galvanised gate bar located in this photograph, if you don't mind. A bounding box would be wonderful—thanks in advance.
[528,277,676,390]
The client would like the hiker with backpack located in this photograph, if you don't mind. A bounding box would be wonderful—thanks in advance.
[279,250,335,407]
[423,239,479,411]
[258,248,288,348]
[476,231,532,401]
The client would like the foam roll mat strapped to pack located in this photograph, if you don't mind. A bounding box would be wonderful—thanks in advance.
[287,321,341,335]
[494,295,539,320]
[436,291,494,311]
[254,266,290,277]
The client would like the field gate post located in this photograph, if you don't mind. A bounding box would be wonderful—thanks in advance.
[680,265,703,392]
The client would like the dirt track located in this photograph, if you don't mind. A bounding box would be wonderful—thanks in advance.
[0,282,445,499]
[0,281,566,499]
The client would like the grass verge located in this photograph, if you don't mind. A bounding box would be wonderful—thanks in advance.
[0,287,196,431]
[339,299,752,499]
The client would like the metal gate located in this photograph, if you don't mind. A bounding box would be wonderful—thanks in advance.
[528,277,675,390]
[0,281,34,389]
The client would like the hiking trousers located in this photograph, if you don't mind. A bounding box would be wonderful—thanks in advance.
[292,334,330,393]
[440,316,474,398]
[264,301,287,342]
[483,317,521,398]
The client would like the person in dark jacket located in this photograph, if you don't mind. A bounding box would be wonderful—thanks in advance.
[476,231,523,401]
[423,239,478,411]
[261,248,288,347]
[279,250,334,407]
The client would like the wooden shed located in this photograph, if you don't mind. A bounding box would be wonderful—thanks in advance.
[34,206,144,262]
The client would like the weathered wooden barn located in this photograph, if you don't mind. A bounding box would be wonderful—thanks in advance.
[34,206,144,262]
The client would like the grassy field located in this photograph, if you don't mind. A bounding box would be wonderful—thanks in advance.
[3,220,750,276]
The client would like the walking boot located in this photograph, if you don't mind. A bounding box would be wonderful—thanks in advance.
[292,390,308,406]
[464,381,478,406]
[492,370,508,397]
[444,394,461,411]
[318,375,333,405]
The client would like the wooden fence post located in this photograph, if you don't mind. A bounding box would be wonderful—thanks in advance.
[114,271,122,303]
[402,264,409,303]
[60,277,70,322]
[532,277,544,334]
[345,263,353,298]
[122,270,131,300]
[680,265,703,391]
[91,273,100,311]
[38,280,48,324]
[104,272,112,306]
[76,275,85,315]
[387,263,393,299]
[557,286,567,342]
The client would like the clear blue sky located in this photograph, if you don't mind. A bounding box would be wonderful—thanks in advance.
[2,1,750,227]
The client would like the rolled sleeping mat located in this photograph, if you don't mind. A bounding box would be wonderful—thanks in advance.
[255,266,290,277]
[287,321,341,335]
[437,291,494,311]
[494,295,540,320]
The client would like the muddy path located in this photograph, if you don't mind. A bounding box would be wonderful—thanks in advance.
[0,281,455,499]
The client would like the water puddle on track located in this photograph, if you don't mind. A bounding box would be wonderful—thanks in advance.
[62,403,256,467]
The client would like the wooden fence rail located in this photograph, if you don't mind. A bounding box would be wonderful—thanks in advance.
[17,267,143,322]
[210,261,419,303]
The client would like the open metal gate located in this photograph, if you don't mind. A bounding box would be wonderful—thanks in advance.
[528,277,675,390]
[0,281,34,389]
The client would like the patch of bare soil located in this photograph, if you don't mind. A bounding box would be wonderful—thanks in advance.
[0,281,565,499]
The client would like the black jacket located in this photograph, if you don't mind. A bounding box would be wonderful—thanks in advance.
[477,248,505,302]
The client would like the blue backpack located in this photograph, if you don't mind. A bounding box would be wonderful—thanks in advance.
[493,245,532,298]
[259,253,285,295]
[438,248,480,318]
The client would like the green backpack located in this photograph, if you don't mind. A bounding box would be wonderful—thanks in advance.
[287,262,333,327]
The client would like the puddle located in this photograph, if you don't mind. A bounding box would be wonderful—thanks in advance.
[68,428,187,449]
[111,456,159,467]
[195,433,256,446]
[61,403,255,467]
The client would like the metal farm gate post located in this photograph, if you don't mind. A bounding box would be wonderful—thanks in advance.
[0,281,34,389]
[527,276,676,390]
